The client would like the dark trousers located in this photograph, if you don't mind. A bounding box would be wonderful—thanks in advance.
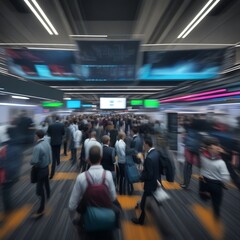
[51,145,61,177]
[118,163,126,195]
[138,190,152,223]
[71,148,77,165]
[63,141,67,155]
[2,181,15,213]
[183,161,192,187]
[36,167,50,213]
[204,177,223,218]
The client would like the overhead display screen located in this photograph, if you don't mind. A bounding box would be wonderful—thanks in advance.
[138,48,226,80]
[100,97,126,110]
[66,100,81,108]
[6,49,78,80]
[75,40,140,81]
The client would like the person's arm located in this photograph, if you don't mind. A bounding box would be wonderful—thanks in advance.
[30,146,40,167]
[106,171,117,201]
[140,157,153,181]
[68,175,83,219]
[219,161,230,182]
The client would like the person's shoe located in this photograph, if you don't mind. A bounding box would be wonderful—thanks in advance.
[180,184,188,189]
[31,211,44,219]
[131,217,144,225]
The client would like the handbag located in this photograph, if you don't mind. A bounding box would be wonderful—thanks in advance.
[83,207,116,232]
[125,155,140,183]
[30,166,38,183]
[152,180,170,204]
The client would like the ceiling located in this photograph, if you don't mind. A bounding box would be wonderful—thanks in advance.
[0,0,240,105]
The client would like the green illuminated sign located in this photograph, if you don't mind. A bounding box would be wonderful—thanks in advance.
[42,102,63,107]
[130,99,143,106]
[144,99,159,108]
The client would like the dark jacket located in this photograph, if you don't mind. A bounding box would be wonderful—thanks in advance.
[140,149,160,192]
[101,145,116,172]
[47,121,65,146]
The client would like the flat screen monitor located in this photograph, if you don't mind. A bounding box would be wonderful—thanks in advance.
[66,100,81,108]
[75,40,141,82]
[100,97,126,110]
[6,49,78,80]
[138,48,226,80]
[144,99,159,108]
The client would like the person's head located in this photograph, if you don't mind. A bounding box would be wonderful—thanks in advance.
[102,135,110,145]
[118,131,126,140]
[143,135,153,152]
[90,130,97,139]
[35,129,45,141]
[89,145,102,165]
[203,137,221,155]
[132,127,139,135]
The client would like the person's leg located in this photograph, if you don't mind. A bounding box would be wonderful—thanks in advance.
[208,182,223,219]
[50,146,56,178]
[56,145,61,166]
[36,177,45,214]
[2,181,14,213]
[181,161,192,188]
[132,191,151,225]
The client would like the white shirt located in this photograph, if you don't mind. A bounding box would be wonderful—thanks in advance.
[115,139,126,164]
[84,138,102,161]
[200,154,230,182]
[68,165,116,212]
[74,130,82,148]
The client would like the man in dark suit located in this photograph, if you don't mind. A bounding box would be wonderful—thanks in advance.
[130,127,143,163]
[101,135,116,183]
[47,116,65,179]
[131,135,160,225]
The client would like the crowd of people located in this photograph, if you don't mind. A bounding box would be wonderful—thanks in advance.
[0,110,240,237]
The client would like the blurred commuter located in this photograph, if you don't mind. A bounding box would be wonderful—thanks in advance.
[101,135,116,184]
[0,126,22,215]
[62,121,69,156]
[31,130,52,218]
[84,130,102,167]
[69,145,119,236]
[73,124,82,166]
[131,135,160,225]
[180,120,202,189]
[47,116,65,179]
[16,110,35,149]
[200,137,230,219]
[115,131,126,194]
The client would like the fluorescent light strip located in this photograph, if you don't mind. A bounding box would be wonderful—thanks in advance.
[178,0,215,38]
[24,0,53,35]
[31,0,58,35]
[0,103,37,107]
[63,97,71,100]
[12,96,30,100]
[160,89,227,103]
[186,91,240,101]
[60,88,163,91]
[0,90,56,101]
[0,43,74,46]
[182,0,220,38]
[69,35,108,38]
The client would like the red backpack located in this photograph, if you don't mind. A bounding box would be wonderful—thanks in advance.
[77,170,113,213]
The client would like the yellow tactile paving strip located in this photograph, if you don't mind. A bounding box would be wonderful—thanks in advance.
[0,204,33,239]
[192,204,225,240]
[52,172,78,180]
